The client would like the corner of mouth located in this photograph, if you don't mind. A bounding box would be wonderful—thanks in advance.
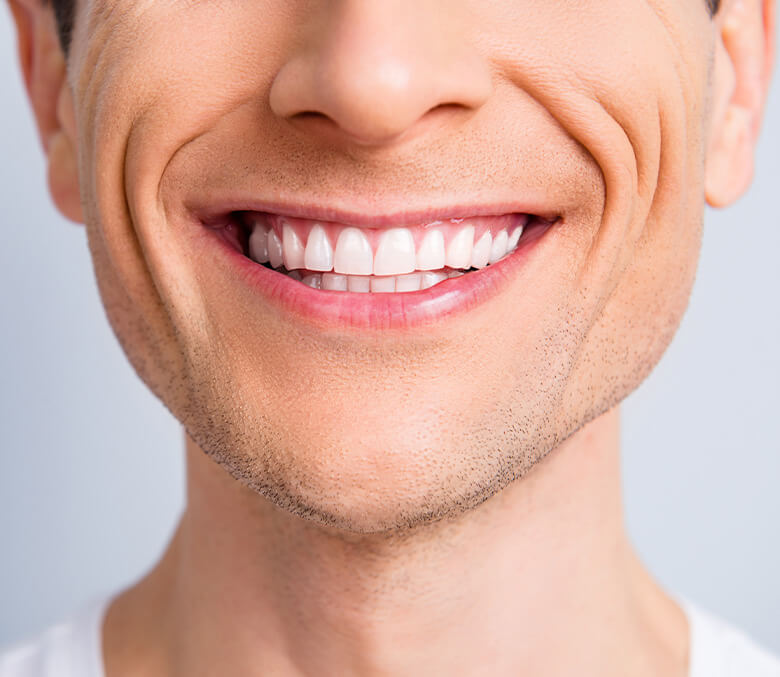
[183,198,564,328]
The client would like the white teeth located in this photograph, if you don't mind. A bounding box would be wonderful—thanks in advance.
[420,270,448,289]
[334,227,374,275]
[347,275,371,293]
[445,225,475,269]
[302,273,322,289]
[370,276,396,293]
[507,225,523,251]
[415,230,446,271]
[282,222,305,270]
[395,272,422,292]
[489,230,508,264]
[322,272,348,291]
[258,220,528,287]
[374,228,416,276]
[287,270,302,281]
[471,231,492,269]
[249,228,270,264]
[299,271,445,293]
[304,224,333,271]
[267,229,284,268]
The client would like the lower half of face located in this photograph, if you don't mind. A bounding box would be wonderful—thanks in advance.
[74,0,711,531]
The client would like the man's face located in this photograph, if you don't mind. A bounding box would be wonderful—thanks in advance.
[55,0,721,530]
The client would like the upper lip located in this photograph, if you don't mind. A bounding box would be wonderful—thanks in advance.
[190,197,560,229]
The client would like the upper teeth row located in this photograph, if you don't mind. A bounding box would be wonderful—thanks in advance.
[248,223,524,277]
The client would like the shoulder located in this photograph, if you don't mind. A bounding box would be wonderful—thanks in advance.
[681,597,780,677]
[0,596,111,677]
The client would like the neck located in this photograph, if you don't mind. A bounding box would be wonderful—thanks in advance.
[103,408,689,677]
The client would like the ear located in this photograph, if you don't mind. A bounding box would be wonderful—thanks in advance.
[705,0,776,207]
[7,0,83,223]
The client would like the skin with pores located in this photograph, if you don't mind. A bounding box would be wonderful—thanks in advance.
[41,1,714,529]
[7,0,775,675]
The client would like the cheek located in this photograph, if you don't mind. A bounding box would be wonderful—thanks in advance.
[87,233,187,406]
[562,205,704,424]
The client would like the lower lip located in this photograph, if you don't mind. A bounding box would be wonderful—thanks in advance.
[204,220,553,331]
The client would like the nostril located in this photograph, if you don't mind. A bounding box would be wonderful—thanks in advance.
[287,110,343,138]
[293,111,330,122]
[421,101,475,125]
[430,102,466,113]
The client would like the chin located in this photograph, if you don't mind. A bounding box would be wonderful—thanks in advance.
[181,376,583,535]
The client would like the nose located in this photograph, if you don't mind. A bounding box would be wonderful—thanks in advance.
[268,2,493,146]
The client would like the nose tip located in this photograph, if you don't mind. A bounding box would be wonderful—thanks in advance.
[268,5,493,146]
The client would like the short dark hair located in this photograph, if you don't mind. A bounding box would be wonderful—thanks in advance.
[47,0,74,55]
[706,0,722,16]
[48,0,722,57]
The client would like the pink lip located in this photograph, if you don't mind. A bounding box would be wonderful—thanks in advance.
[192,198,560,230]
[201,216,555,331]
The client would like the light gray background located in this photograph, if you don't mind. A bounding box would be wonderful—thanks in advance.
[1,6,778,655]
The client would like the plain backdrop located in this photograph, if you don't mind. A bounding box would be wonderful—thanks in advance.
[1,6,778,655]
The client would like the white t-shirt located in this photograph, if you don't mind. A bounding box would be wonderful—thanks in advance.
[1,594,778,676]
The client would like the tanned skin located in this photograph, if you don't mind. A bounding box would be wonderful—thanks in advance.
[7,0,775,675]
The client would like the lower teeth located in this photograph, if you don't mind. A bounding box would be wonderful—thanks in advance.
[255,243,519,293]
[262,265,468,293]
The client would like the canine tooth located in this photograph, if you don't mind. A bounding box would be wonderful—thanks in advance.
[445,225,475,269]
[420,271,448,289]
[416,230,446,271]
[268,229,284,268]
[447,270,465,278]
[471,231,492,269]
[395,272,422,292]
[322,273,348,291]
[334,228,373,275]
[249,227,270,263]
[282,222,305,270]
[489,230,508,264]
[347,275,371,293]
[370,276,396,293]
[507,225,523,250]
[304,224,333,271]
[374,228,416,276]
[302,273,322,289]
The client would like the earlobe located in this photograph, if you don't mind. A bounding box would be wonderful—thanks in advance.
[705,0,775,208]
[7,0,83,224]
[47,80,83,223]
[48,128,83,223]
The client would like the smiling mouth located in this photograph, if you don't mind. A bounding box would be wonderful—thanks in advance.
[218,211,556,293]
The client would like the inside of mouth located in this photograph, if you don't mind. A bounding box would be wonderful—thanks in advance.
[221,212,555,293]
